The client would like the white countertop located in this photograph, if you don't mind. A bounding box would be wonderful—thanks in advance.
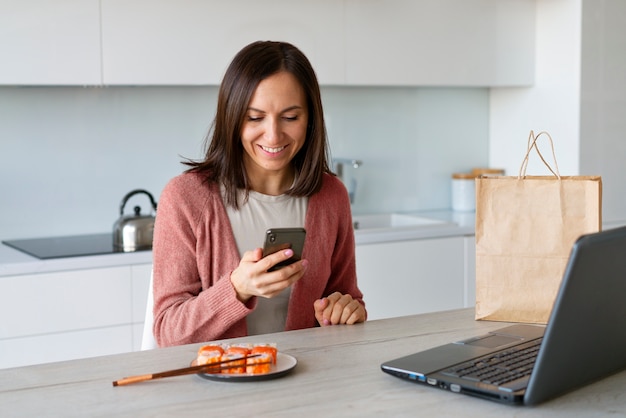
[0,242,153,277]
[1,210,475,278]
[3,211,623,278]
[353,210,475,245]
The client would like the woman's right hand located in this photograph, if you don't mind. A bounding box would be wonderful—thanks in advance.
[230,247,308,303]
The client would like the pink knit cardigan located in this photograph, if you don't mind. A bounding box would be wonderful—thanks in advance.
[152,171,365,347]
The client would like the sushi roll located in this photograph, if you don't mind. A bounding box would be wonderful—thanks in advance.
[220,353,247,374]
[196,344,224,366]
[251,345,278,365]
[195,342,279,375]
[225,345,250,357]
[246,353,272,374]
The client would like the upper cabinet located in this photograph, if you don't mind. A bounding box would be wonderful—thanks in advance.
[0,0,101,85]
[0,0,535,87]
[344,0,535,87]
[100,0,346,85]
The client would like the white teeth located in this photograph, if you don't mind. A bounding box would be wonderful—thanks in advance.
[261,145,285,153]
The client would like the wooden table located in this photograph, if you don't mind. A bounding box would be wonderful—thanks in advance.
[1,309,624,417]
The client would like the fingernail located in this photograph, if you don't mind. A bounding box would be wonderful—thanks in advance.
[323,319,331,326]
[284,249,294,257]
[302,259,309,269]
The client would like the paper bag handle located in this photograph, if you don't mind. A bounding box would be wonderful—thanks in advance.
[518,130,561,179]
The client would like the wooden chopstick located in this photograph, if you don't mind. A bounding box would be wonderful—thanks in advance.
[112,354,263,387]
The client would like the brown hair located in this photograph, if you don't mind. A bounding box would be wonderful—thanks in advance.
[184,41,331,208]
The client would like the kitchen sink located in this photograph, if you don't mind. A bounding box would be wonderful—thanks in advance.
[352,213,450,230]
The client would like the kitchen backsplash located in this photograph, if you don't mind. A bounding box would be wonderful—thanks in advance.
[0,86,488,239]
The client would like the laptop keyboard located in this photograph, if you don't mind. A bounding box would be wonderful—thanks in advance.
[441,338,543,386]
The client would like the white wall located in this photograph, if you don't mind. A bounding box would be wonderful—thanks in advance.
[489,0,626,223]
[0,86,489,239]
[324,87,489,214]
[0,87,211,239]
[489,0,582,177]
[580,0,626,222]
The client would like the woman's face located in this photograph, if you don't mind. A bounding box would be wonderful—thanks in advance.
[241,71,308,182]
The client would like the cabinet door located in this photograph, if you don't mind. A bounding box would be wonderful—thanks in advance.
[344,0,535,86]
[0,0,101,85]
[356,237,464,320]
[0,267,132,339]
[100,0,345,85]
[0,266,134,369]
[0,326,133,369]
[464,236,476,308]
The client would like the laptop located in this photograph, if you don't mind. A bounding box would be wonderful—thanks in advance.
[381,226,626,405]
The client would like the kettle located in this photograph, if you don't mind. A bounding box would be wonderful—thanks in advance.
[113,189,158,252]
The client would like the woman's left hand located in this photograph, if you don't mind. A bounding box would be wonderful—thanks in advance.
[314,292,366,326]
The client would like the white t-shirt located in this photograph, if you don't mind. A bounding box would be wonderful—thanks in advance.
[223,186,308,335]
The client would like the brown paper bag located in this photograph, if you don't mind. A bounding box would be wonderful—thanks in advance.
[475,131,602,324]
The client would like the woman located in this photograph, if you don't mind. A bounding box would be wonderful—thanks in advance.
[152,41,366,347]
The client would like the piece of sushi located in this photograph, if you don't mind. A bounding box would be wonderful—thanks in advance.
[251,345,278,364]
[220,353,247,374]
[196,344,225,366]
[246,353,272,374]
[225,345,251,357]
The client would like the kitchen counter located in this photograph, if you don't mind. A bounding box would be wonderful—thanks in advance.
[3,213,624,278]
[1,308,624,416]
[0,241,153,277]
[353,210,476,245]
[0,211,475,277]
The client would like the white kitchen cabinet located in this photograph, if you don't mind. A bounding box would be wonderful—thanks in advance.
[356,236,466,320]
[344,0,535,86]
[0,263,152,369]
[101,0,535,86]
[100,0,346,85]
[0,0,101,85]
[0,327,133,369]
[464,236,476,308]
[1,0,536,86]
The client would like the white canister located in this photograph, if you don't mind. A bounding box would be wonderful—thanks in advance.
[451,173,476,212]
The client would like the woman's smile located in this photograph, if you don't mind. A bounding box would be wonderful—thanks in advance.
[259,144,288,154]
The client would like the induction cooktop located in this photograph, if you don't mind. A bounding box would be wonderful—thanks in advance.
[3,233,125,259]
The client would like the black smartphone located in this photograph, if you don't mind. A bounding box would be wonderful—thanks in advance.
[262,227,306,271]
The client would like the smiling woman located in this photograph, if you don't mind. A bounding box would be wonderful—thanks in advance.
[150,41,367,348]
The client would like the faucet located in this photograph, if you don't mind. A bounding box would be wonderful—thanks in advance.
[332,158,363,204]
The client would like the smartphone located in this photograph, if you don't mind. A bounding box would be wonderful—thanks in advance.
[262,227,306,271]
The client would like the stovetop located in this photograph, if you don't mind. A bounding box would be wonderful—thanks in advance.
[3,233,124,259]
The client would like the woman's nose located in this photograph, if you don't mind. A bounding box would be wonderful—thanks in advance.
[264,118,280,142]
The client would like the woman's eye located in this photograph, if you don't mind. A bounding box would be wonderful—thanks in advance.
[246,114,299,122]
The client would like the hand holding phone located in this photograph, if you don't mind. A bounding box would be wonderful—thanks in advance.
[262,228,306,271]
